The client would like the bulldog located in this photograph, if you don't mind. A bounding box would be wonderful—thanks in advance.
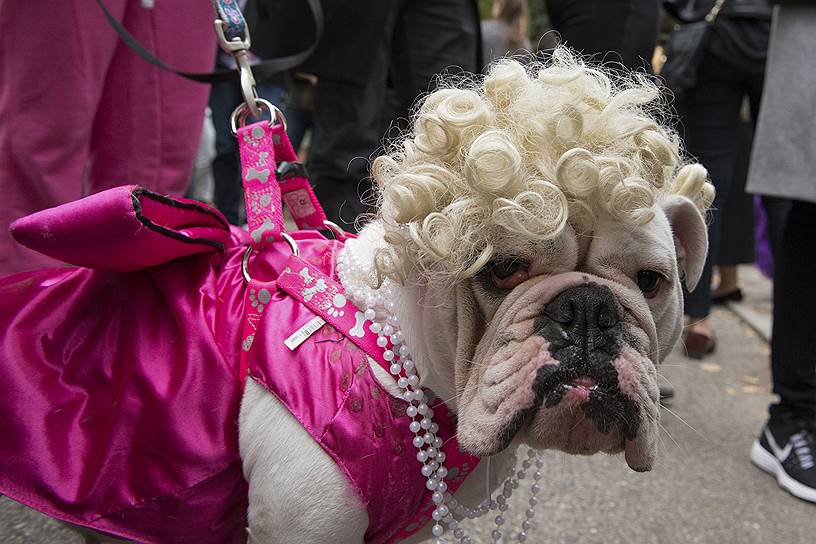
[0,49,712,544]
[240,51,713,542]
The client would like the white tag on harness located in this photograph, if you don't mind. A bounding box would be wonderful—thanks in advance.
[284,316,327,350]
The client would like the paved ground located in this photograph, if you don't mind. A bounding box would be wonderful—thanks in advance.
[3,266,814,543]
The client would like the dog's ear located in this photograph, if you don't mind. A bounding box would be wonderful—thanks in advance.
[661,195,708,291]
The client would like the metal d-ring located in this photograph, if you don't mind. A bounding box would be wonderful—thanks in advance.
[322,220,347,240]
[241,232,300,283]
[281,232,300,256]
[230,98,288,135]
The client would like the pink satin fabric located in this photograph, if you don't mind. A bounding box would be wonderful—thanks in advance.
[1,187,249,543]
[0,186,479,543]
[265,254,479,543]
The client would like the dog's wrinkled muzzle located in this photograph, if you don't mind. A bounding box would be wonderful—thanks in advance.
[532,284,639,440]
[457,272,659,471]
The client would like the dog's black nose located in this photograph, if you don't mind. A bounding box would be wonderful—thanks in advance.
[534,284,622,358]
[544,284,620,334]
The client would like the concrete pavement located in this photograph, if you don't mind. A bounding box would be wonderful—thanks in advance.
[3,266,814,543]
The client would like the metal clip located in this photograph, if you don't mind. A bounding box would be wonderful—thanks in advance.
[214,18,251,54]
[322,220,349,241]
[235,50,260,118]
[214,18,261,118]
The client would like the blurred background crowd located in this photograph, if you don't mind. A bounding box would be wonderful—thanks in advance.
[0,0,814,505]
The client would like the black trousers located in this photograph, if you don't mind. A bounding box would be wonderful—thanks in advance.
[716,118,755,266]
[769,200,816,421]
[545,0,659,72]
[682,51,765,318]
[209,80,285,225]
[307,0,479,227]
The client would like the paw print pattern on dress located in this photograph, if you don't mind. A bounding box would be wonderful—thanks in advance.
[243,287,271,352]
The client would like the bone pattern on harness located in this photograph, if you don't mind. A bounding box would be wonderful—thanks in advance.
[237,121,326,248]
[236,119,479,541]
[238,123,283,246]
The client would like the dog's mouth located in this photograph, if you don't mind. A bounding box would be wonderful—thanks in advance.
[534,368,640,441]
[490,364,641,459]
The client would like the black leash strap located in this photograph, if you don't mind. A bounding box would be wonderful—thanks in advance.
[94,0,323,84]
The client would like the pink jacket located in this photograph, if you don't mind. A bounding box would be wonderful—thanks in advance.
[0,185,479,543]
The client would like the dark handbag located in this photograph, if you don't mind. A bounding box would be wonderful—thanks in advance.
[661,0,726,92]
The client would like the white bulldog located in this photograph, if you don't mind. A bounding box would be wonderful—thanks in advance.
[239,50,713,543]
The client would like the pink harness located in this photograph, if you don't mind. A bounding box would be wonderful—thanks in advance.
[0,121,479,543]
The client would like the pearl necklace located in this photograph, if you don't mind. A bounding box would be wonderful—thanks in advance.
[337,238,543,543]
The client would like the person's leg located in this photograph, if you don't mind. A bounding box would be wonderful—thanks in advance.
[390,0,480,111]
[760,195,791,258]
[209,80,244,225]
[747,64,792,261]
[714,111,757,301]
[769,200,816,422]
[185,107,216,204]
[713,265,740,297]
[681,51,746,350]
[545,0,659,72]
[751,199,816,503]
[283,103,313,158]
[281,77,316,155]
[307,9,397,227]
[88,0,214,197]
[0,0,128,274]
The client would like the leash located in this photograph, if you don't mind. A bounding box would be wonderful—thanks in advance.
[211,0,341,268]
[94,0,323,84]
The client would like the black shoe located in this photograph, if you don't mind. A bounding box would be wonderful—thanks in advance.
[751,418,816,503]
[712,288,743,305]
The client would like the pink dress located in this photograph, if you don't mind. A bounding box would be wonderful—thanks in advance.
[0,185,479,543]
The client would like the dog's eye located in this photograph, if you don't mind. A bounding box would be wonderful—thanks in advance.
[489,259,530,289]
[636,270,663,298]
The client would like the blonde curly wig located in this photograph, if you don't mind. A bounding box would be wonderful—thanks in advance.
[372,48,714,285]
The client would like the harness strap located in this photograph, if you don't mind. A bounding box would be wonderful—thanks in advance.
[277,255,383,360]
[237,121,327,249]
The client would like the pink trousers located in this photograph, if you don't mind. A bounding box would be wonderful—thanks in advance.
[0,0,216,274]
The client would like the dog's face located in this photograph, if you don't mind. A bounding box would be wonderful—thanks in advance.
[368,53,714,472]
[405,196,706,472]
